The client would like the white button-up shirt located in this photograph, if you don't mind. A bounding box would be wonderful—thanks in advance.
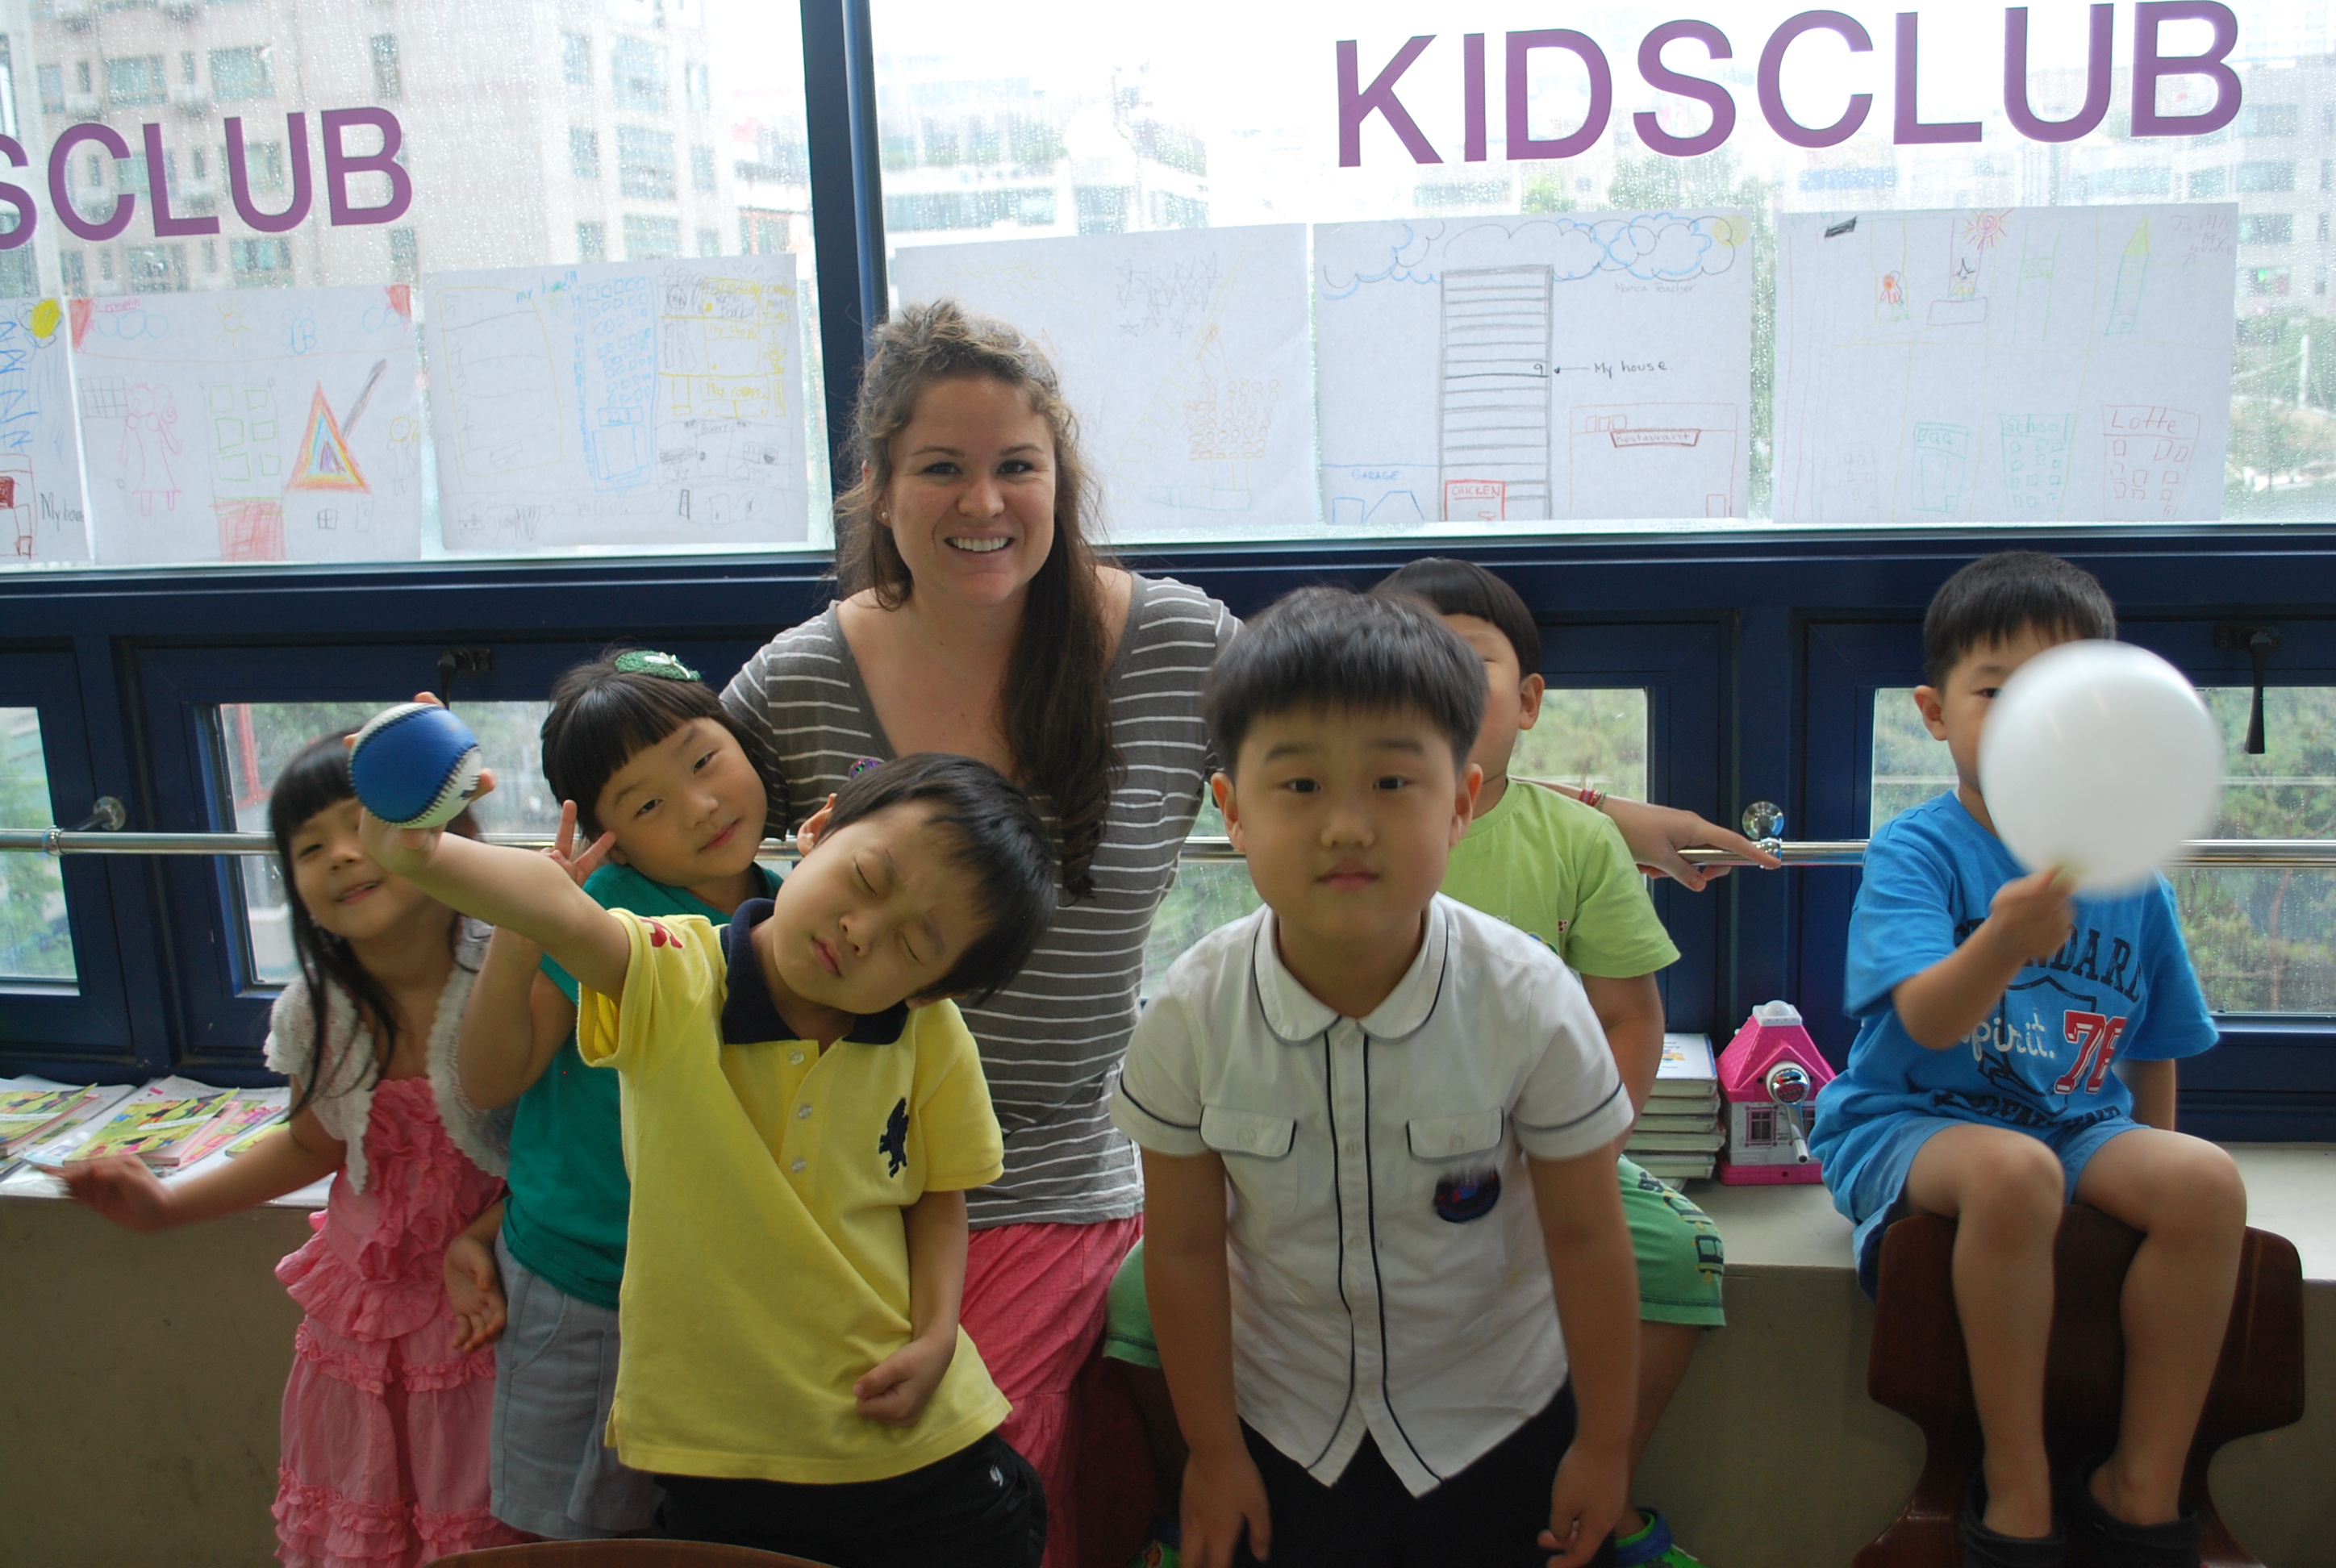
[1112,895,1631,1497]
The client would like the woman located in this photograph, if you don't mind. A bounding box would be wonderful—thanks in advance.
[722,301,1767,1568]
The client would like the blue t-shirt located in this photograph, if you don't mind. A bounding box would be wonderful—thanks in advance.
[500,859,778,1311]
[1812,791,2217,1193]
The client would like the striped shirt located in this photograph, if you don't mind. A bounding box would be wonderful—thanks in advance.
[722,574,1237,1228]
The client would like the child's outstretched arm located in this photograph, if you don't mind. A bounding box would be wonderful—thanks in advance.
[1528,1148,1637,1568]
[1893,865,2075,1048]
[63,1099,344,1230]
[853,1188,969,1427]
[357,795,630,1000]
[457,802,606,1108]
[1143,1146,1270,1568]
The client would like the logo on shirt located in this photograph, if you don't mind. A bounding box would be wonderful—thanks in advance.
[878,1097,910,1177]
[1433,1168,1501,1223]
[644,919,678,949]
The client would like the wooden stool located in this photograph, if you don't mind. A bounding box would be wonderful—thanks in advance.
[436,1543,833,1568]
[1854,1206,2303,1568]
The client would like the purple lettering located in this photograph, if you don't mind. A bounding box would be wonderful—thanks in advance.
[2006,5,2113,141]
[1508,30,1611,161]
[1464,33,1487,162]
[144,122,219,238]
[1895,12,1981,144]
[2131,1,2241,137]
[1758,10,1875,149]
[321,107,412,225]
[1635,19,1735,157]
[49,123,134,242]
[0,136,34,251]
[1337,36,1441,167]
[226,113,311,233]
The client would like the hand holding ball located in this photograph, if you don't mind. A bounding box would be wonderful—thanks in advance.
[1978,641,2223,895]
[350,703,484,830]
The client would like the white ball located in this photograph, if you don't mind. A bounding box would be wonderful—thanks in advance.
[1977,640,2223,895]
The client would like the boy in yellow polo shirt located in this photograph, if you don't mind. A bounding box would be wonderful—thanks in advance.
[361,749,1059,1568]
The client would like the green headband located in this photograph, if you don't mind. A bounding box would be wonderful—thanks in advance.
[613,649,699,682]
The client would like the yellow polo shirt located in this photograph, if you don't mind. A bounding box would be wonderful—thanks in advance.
[577,901,1010,1483]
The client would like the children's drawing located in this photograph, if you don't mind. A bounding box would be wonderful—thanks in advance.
[1315,212,1754,526]
[73,287,423,565]
[427,256,809,552]
[0,297,90,566]
[1773,206,2237,524]
[890,226,1315,540]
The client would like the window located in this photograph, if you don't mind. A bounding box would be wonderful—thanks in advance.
[58,250,82,290]
[208,45,273,102]
[244,140,284,191]
[104,53,164,106]
[622,213,679,258]
[696,225,720,256]
[2246,266,2295,298]
[2323,213,2331,244]
[2084,166,2171,198]
[1872,686,2336,1016]
[388,226,416,283]
[2246,103,2301,138]
[690,142,714,194]
[1074,185,1129,234]
[685,60,710,113]
[569,127,599,180]
[741,211,787,253]
[1149,190,1204,227]
[0,248,35,298]
[2240,161,2299,194]
[0,708,73,984]
[215,703,560,984]
[230,236,291,286]
[125,242,186,292]
[617,124,675,200]
[610,36,666,114]
[0,36,17,138]
[561,31,590,88]
[36,64,59,115]
[369,34,400,102]
[2242,214,2296,245]
[2189,168,2231,198]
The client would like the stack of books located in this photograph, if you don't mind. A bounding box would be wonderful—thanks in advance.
[58,1086,236,1169]
[0,1079,136,1179]
[173,1087,289,1167]
[1625,1033,1724,1184]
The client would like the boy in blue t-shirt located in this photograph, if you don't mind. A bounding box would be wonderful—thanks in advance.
[1811,553,2243,1568]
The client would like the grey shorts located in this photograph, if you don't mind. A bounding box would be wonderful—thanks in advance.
[490,1233,661,1538]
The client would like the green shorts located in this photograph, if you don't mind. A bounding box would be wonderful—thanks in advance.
[1101,1155,1725,1367]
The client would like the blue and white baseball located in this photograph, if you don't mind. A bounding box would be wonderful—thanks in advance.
[349,703,484,830]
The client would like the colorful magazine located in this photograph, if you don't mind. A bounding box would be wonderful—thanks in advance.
[171,1089,289,1168]
[0,1085,110,1155]
[65,1091,232,1166]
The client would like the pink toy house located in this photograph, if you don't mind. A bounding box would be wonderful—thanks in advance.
[1718,1000,1837,1186]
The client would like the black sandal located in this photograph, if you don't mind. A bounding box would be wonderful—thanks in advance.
[2063,1461,2200,1568]
[1960,1472,2066,1568]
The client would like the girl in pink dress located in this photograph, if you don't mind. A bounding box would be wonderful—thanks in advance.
[66,733,524,1567]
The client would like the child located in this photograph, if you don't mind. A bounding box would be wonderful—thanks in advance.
[64,733,523,1568]
[1102,561,1717,1568]
[1113,586,1640,1568]
[362,749,1059,1568]
[439,649,778,1539]
[1809,552,2244,1568]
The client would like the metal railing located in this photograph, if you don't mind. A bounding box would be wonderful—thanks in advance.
[6,828,2336,869]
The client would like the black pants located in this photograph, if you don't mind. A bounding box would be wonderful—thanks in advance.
[1233,1381,1618,1568]
[654,1429,1046,1568]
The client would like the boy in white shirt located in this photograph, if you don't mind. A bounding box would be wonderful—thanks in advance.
[1112,587,1638,1568]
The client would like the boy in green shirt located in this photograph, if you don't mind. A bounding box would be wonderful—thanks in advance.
[1102,561,1724,1568]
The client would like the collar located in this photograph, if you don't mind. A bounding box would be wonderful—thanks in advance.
[1249,896,1452,1045]
[718,899,910,1046]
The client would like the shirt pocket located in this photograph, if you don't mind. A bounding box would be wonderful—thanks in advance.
[1406,1109,1505,1162]
[1199,1103,1301,1220]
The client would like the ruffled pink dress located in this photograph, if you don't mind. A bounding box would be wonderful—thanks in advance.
[272,1075,525,1567]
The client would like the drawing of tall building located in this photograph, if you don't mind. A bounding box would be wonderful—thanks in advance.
[1438,266,1552,522]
